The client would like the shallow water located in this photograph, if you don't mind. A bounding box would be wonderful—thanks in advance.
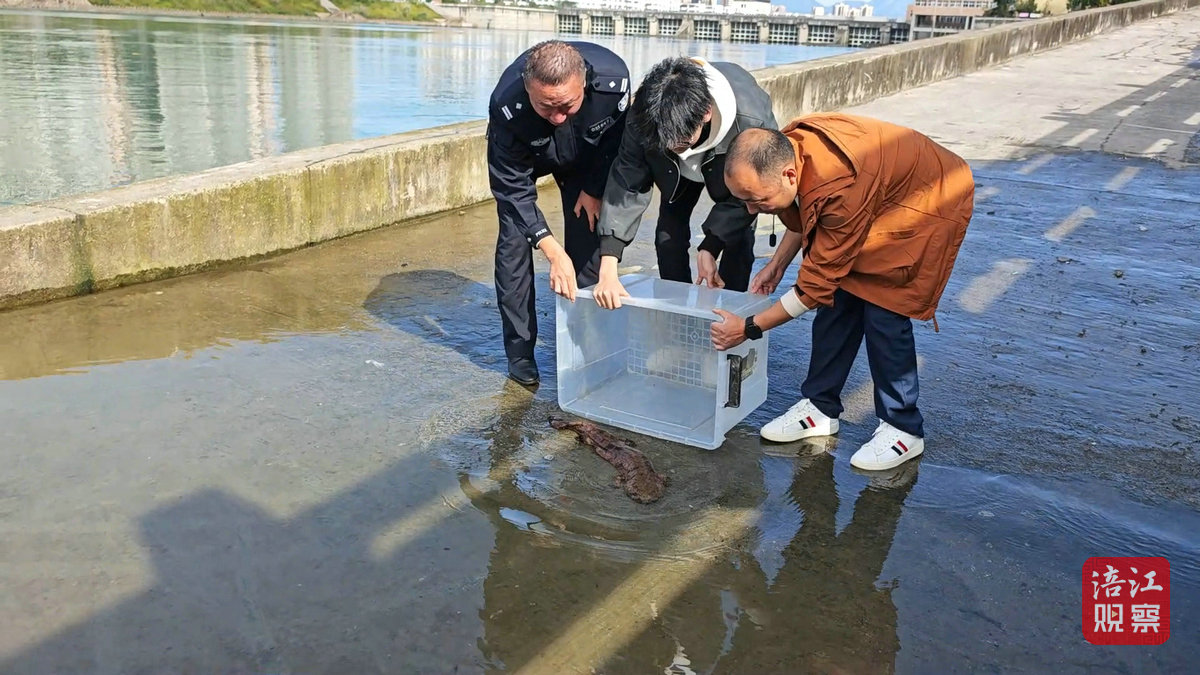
[0,152,1197,671]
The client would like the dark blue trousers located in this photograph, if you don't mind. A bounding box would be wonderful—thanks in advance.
[801,288,924,437]
[495,171,600,365]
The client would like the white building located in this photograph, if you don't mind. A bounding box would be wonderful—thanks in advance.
[727,0,772,15]
[827,1,875,17]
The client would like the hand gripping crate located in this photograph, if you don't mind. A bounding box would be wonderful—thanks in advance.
[556,274,773,450]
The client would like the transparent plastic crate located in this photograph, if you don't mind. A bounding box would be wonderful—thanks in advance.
[556,274,773,450]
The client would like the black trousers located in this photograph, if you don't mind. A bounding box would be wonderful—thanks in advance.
[801,288,924,437]
[654,178,755,293]
[495,172,600,364]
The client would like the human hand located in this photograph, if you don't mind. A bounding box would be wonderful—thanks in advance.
[548,252,578,301]
[710,309,746,351]
[593,271,629,310]
[750,261,784,295]
[695,250,724,289]
[574,191,601,232]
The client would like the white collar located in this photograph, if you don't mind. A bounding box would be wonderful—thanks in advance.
[677,57,737,160]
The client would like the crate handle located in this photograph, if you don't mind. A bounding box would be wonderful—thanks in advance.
[725,354,743,408]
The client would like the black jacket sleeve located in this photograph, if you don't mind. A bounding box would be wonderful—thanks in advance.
[596,122,656,261]
[487,119,550,246]
[697,199,756,257]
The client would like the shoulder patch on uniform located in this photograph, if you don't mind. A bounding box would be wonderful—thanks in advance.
[591,75,626,93]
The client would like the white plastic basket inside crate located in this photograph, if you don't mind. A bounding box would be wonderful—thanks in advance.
[556,274,773,450]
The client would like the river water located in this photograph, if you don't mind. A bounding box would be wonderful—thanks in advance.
[0,9,853,206]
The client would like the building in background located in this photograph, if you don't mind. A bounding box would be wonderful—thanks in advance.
[906,0,994,40]
[727,0,773,15]
[830,1,873,17]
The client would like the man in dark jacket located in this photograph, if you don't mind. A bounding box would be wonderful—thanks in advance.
[592,56,777,309]
[487,40,630,385]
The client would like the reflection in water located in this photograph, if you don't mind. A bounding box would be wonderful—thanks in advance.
[96,29,134,187]
[0,192,505,382]
[0,10,853,205]
[455,389,913,673]
[0,257,370,380]
[719,459,914,673]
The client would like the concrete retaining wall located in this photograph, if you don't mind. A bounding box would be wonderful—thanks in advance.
[756,0,1200,124]
[3,0,1198,310]
[1,124,490,309]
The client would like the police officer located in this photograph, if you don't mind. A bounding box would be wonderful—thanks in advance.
[488,40,630,386]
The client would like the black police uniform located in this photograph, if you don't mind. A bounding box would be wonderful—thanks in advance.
[487,42,630,383]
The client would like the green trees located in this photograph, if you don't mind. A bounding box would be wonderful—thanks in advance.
[986,0,1042,16]
[1068,0,1140,9]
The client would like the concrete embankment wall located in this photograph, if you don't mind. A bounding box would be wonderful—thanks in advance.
[3,0,1198,310]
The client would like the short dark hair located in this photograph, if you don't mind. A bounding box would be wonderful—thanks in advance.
[522,41,586,87]
[725,128,795,178]
[630,57,713,153]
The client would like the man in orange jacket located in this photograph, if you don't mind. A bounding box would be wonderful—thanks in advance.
[709,113,974,470]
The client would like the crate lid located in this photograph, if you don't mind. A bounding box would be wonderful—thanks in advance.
[577,274,774,320]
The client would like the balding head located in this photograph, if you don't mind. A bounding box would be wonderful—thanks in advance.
[522,40,586,86]
[522,41,587,126]
[724,128,799,215]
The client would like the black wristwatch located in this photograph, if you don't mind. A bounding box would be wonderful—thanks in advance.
[744,315,764,340]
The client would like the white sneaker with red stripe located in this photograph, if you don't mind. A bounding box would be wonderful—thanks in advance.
[760,398,839,443]
[850,420,924,471]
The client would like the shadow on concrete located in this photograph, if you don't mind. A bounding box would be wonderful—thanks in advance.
[913,63,1200,501]
[363,269,562,381]
[0,378,916,673]
[0,445,488,673]
[1028,63,1199,166]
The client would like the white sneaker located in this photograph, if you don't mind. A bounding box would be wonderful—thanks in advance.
[760,398,839,443]
[850,420,924,471]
